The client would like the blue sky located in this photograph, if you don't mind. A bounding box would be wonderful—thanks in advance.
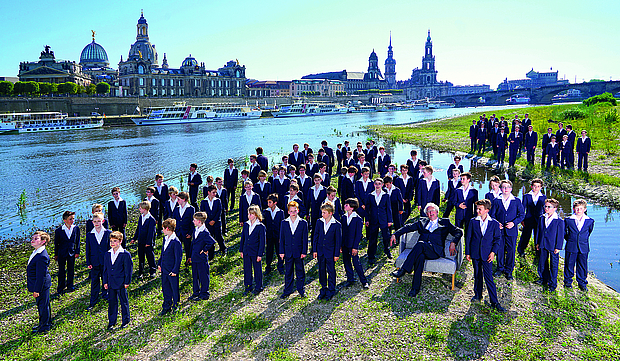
[2,0,618,88]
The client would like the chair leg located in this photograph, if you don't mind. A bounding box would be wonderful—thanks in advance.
[451,272,455,290]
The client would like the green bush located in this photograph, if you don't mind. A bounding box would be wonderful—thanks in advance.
[560,108,587,120]
[583,92,617,106]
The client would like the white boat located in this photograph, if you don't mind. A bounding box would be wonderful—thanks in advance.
[272,102,348,117]
[428,100,455,109]
[348,105,377,113]
[0,112,103,133]
[132,102,261,126]
[506,95,530,104]
[412,99,429,110]
[0,120,17,134]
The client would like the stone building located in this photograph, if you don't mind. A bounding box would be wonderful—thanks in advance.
[79,31,119,93]
[246,80,291,97]
[497,69,569,91]
[18,45,92,86]
[117,12,247,97]
[384,33,396,88]
[289,79,344,97]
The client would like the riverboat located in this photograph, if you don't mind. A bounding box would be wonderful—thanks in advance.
[428,100,455,109]
[506,95,530,105]
[348,105,377,113]
[0,112,103,133]
[0,120,17,134]
[272,102,348,117]
[132,102,261,125]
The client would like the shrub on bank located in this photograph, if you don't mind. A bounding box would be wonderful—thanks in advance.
[583,92,617,106]
[560,108,587,120]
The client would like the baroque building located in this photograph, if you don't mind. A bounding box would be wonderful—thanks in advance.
[402,30,452,100]
[79,31,118,93]
[18,45,92,86]
[118,12,247,97]
[384,33,396,88]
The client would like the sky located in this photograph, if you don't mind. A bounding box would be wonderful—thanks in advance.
[2,0,619,89]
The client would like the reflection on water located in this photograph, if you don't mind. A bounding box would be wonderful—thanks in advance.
[1,104,618,290]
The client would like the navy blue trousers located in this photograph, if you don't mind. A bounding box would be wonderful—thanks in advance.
[497,232,517,275]
[472,258,498,304]
[191,261,210,299]
[243,256,263,292]
[161,272,180,311]
[578,153,588,172]
[401,241,440,291]
[108,287,130,326]
[318,255,336,297]
[526,148,535,164]
[207,224,225,260]
[367,225,391,261]
[56,256,75,292]
[538,248,559,291]
[283,256,305,295]
[517,218,539,255]
[342,246,367,284]
[564,251,588,288]
[89,265,107,307]
[497,148,506,164]
[138,243,156,275]
[508,147,519,167]
[265,237,284,273]
[35,285,52,332]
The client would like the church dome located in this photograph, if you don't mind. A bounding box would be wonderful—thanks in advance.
[369,50,378,61]
[181,55,198,67]
[80,41,109,67]
[128,41,157,64]
[137,13,148,24]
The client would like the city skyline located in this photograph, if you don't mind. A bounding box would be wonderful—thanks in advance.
[2,0,618,88]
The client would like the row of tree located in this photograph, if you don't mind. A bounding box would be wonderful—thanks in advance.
[0,81,110,96]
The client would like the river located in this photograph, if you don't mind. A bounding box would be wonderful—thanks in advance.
[2,104,618,290]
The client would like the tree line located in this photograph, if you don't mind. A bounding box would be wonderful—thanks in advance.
[0,81,111,96]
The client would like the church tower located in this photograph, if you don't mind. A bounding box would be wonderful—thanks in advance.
[136,10,149,41]
[384,32,396,88]
[420,29,437,85]
[367,49,382,80]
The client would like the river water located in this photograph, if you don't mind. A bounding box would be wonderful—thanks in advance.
[2,105,618,290]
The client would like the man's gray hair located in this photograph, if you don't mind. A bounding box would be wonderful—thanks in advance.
[424,203,440,214]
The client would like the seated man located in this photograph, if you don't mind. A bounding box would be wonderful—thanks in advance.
[389,203,463,297]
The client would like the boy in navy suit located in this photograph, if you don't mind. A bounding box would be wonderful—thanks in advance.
[491,180,525,280]
[518,179,546,256]
[535,199,564,292]
[446,156,464,180]
[289,143,305,171]
[85,204,109,233]
[454,172,478,233]
[164,187,179,222]
[200,185,226,260]
[342,198,369,288]
[545,135,559,169]
[189,212,215,301]
[508,125,522,167]
[158,218,183,315]
[496,128,508,166]
[272,166,291,209]
[28,231,52,334]
[240,181,262,225]
[469,119,478,153]
[317,162,331,187]
[224,158,239,210]
[132,201,157,277]
[154,174,169,236]
[377,146,391,177]
[443,168,461,218]
[560,134,571,169]
[279,201,308,298]
[321,140,335,175]
[296,165,312,196]
[466,199,506,312]
[564,199,595,291]
[384,176,404,231]
[54,211,80,294]
[524,125,538,165]
[325,186,343,223]
[395,164,414,221]
[248,155,261,184]
[86,212,111,309]
[103,231,132,330]
[188,163,202,210]
[417,165,441,213]
[576,130,591,172]
[240,205,267,295]
[108,187,127,247]
[264,194,285,275]
[307,175,327,240]
[365,178,393,264]
[215,177,229,236]
[173,192,195,266]
[340,166,357,201]
[306,154,319,178]
[313,202,342,301]
[485,176,501,201]
[253,170,272,209]
[540,127,554,168]
[477,122,487,153]
[354,167,373,220]
[256,146,269,172]
[284,183,306,218]
[145,187,160,235]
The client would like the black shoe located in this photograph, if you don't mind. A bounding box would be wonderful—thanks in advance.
[344,281,355,287]
[362,283,370,289]
[278,269,285,275]
[191,297,202,302]
[325,294,334,301]
[391,269,406,278]
[368,260,376,267]
[252,288,263,296]
[534,279,543,285]
[87,305,95,311]
[505,274,514,280]
[158,309,170,316]
[243,287,252,296]
[493,270,504,277]
[298,291,306,298]
[408,289,419,298]
[471,296,482,303]
[66,287,76,293]
[491,303,507,313]
[317,293,326,300]
[578,285,588,292]
[201,294,210,300]
[385,251,393,259]
[188,295,199,301]
[280,293,291,299]
[264,267,272,275]
[564,284,573,289]
[107,325,114,331]
[120,322,129,329]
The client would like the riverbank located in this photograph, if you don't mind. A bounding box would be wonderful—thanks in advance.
[1,179,619,360]
[370,103,620,209]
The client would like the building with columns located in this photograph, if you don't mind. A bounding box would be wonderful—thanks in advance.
[18,45,92,86]
[118,12,247,97]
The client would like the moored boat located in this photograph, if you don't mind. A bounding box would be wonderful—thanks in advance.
[0,112,103,133]
[132,102,261,126]
[272,102,347,117]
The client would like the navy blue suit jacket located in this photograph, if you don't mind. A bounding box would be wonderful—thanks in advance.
[27,249,51,293]
[394,175,415,202]
[491,197,525,236]
[307,186,327,219]
[446,164,464,179]
[377,154,391,176]
[54,225,80,258]
[340,176,356,201]
[158,236,183,275]
[284,194,307,218]
[546,143,559,159]
[108,200,128,227]
[444,179,461,204]
[173,205,195,241]
[541,133,553,150]
[312,219,342,258]
[240,222,267,257]
[469,124,478,138]
[239,193,262,223]
[342,213,363,250]
[496,132,508,150]
[85,219,109,234]
[288,152,305,169]
[188,173,202,200]
[296,175,313,196]
[536,216,564,251]
[146,197,160,221]
[453,188,479,226]
[133,215,156,246]
[564,217,594,253]
[524,131,538,150]
[103,249,133,289]
[272,177,291,198]
[417,178,441,211]
[85,229,111,268]
[200,198,222,226]
[306,163,319,178]
[154,184,170,206]
[508,132,522,150]
[253,181,272,206]
[164,200,179,220]
[263,208,285,240]
[216,187,229,211]
[249,164,262,184]
[279,218,309,257]
[366,192,393,227]
[191,228,216,263]
[466,217,501,260]
[522,194,547,222]
[576,137,591,154]
[224,168,239,190]
[257,154,269,173]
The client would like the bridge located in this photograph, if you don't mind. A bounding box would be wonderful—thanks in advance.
[438,80,620,107]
